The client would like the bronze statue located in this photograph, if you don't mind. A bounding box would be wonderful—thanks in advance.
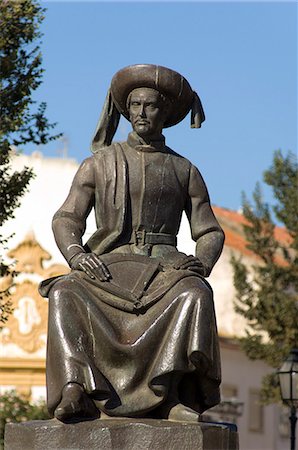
[39,64,225,424]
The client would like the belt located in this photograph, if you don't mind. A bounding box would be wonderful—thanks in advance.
[129,230,177,246]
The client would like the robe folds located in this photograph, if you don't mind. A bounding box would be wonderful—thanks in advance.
[40,134,224,417]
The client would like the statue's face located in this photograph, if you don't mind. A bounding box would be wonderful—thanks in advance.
[128,87,166,138]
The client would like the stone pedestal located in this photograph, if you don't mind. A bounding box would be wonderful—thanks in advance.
[5,418,239,450]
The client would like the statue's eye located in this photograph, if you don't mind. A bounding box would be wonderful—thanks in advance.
[147,104,158,110]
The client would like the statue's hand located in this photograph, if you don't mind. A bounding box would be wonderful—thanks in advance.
[70,252,111,281]
[173,255,206,276]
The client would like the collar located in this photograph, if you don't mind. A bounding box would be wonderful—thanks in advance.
[127,132,166,153]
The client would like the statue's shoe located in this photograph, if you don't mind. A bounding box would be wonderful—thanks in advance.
[153,402,201,422]
[168,403,201,422]
[54,383,99,423]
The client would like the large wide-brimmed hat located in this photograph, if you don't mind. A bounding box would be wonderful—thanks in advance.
[111,64,198,128]
[91,64,205,153]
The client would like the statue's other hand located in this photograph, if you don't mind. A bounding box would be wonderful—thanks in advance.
[70,252,111,282]
[174,255,206,276]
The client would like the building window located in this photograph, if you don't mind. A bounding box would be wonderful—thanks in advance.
[248,388,264,433]
[279,405,290,439]
[222,384,238,401]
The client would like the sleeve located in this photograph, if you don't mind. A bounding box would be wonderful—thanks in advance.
[185,164,225,276]
[52,156,95,264]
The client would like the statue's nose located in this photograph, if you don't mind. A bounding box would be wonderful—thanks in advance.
[139,105,146,117]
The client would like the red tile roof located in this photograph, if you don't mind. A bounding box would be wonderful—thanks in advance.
[212,205,291,264]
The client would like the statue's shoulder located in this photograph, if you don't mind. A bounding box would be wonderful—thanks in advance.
[165,146,193,170]
[91,142,124,161]
[76,155,95,175]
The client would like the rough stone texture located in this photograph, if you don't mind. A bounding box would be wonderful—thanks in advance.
[4,418,239,450]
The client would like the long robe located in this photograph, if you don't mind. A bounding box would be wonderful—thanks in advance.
[40,133,225,417]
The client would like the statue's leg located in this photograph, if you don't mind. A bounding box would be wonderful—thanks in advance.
[149,278,218,422]
[46,276,107,421]
[152,372,201,421]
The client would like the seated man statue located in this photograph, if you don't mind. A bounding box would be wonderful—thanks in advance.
[39,64,225,423]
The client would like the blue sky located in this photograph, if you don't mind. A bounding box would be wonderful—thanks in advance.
[31,1,297,212]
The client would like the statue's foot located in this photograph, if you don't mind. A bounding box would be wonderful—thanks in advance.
[54,383,99,423]
[155,402,201,422]
[168,403,201,422]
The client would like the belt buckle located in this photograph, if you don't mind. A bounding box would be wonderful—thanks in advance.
[134,230,146,246]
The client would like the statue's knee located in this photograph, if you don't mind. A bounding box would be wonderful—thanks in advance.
[49,279,71,304]
[187,283,213,308]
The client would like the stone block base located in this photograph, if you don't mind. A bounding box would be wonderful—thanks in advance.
[5,418,239,450]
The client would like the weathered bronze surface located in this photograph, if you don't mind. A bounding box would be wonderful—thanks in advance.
[40,64,225,423]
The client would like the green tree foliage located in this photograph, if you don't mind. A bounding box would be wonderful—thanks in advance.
[0,0,61,324]
[0,390,49,449]
[231,150,298,403]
